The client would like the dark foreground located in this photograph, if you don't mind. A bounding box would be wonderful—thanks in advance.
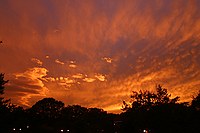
[0,102,200,133]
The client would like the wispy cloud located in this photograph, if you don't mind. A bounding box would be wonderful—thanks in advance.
[95,74,106,82]
[69,64,77,68]
[55,59,65,65]
[31,58,43,66]
[1,0,200,112]
[72,73,84,79]
[83,77,96,83]
[5,67,49,107]
[102,57,113,63]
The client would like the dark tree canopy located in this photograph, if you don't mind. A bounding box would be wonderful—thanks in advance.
[0,73,10,111]
[61,105,88,118]
[192,91,200,110]
[30,98,64,119]
[0,73,8,95]
[122,85,180,111]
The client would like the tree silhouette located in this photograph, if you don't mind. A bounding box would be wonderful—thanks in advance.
[120,85,200,133]
[122,85,179,111]
[58,106,114,132]
[0,73,17,132]
[0,73,10,111]
[85,108,113,133]
[59,105,89,132]
[191,91,200,110]
[29,98,64,120]
[61,105,88,120]
[0,73,8,95]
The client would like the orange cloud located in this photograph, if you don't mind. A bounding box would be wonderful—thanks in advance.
[95,74,106,82]
[72,73,84,79]
[55,59,65,65]
[1,0,200,113]
[5,67,49,107]
[83,77,96,83]
[31,58,43,66]
[69,64,77,68]
[102,57,113,63]
[45,55,49,59]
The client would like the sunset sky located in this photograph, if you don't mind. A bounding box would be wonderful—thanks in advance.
[0,0,200,113]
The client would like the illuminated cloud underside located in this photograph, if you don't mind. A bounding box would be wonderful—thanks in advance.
[0,0,200,113]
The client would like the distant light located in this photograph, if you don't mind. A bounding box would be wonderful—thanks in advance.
[13,128,15,131]
[67,129,70,132]
[143,129,146,133]
[61,129,64,132]
[19,128,22,131]
[27,125,29,128]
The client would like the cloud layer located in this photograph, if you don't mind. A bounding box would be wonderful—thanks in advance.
[1,0,200,112]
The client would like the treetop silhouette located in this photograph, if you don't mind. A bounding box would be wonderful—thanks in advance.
[192,91,200,110]
[0,73,8,95]
[122,85,180,111]
[29,98,64,119]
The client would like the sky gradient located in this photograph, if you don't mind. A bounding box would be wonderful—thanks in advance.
[0,0,200,113]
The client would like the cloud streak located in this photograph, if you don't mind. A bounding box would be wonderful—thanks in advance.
[5,67,49,107]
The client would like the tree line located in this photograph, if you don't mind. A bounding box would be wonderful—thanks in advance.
[0,73,200,133]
